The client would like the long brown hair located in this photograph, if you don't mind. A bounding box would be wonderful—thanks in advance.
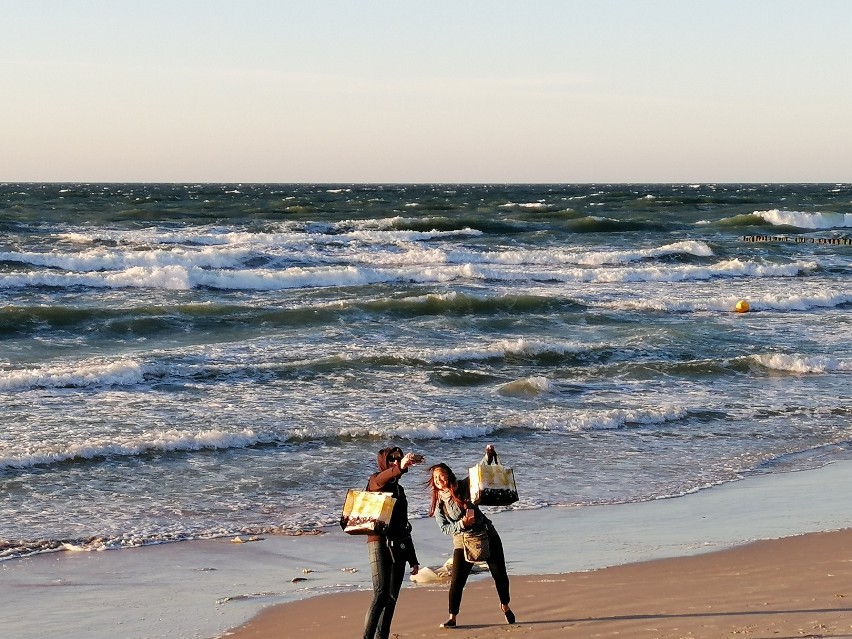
[426,463,466,517]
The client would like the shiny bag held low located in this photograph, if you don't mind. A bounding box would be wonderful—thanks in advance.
[339,489,397,535]
[469,454,519,507]
[462,529,491,562]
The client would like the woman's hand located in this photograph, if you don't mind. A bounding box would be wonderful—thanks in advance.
[400,452,417,470]
[486,444,497,463]
[410,564,420,576]
[462,508,476,528]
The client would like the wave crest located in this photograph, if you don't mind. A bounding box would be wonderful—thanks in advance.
[750,353,852,373]
[755,210,852,230]
[498,376,557,397]
[0,359,146,391]
[529,405,690,432]
[0,428,275,470]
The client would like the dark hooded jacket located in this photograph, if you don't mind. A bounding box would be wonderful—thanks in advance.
[365,447,419,567]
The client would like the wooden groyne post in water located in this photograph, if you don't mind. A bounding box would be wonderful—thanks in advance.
[743,235,852,245]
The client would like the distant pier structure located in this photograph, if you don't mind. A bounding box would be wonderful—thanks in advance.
[743,235,852,245]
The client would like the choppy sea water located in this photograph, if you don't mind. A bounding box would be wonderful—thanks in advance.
[1,183,850,561]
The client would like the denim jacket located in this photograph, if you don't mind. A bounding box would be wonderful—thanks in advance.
[434,455,492,549]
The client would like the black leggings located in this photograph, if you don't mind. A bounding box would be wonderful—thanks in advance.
[448,530,510,615]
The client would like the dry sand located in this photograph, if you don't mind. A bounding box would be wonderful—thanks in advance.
[226,528,852,639]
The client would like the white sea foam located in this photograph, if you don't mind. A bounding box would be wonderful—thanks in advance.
[422,338,591,364]
[358,247,452,266]
[0,266,192,290]
[55,222,481,250]
[0,359,146,391]
[326,404,689,440]
[5,239,718,286]
[600,290,851,314]
[755,209,852,229]
[357,241,714,269]
[529,405,690,432]
[344,228,479,243]
[753,291,852,312]
[573,240,714,266]
[0,264,380,291]
[0,428,273,469]
[498,201,548,209]
[750,353,852,374]
[194,265,397,290]
[0,256,819,291]
[553,259,816,284]
[332,420,500,441]
[0,247,251,272]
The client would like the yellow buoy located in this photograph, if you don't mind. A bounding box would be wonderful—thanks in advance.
[734,300,750,313]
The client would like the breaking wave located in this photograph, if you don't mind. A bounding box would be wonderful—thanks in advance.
[0,428,276,470]
[0,359,146,391]
[0,259,819,292]
[749,353,852,374]
[755,210,852,230]
[526,405,691,432]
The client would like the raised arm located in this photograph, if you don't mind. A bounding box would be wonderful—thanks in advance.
[480,443,497,465]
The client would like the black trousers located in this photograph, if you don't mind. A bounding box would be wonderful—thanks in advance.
[448,530,510,615]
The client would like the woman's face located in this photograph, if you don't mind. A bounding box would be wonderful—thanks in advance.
[432,468,449,490]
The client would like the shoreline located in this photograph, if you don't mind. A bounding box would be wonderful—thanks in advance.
[6,461,852,639]
[227,528,852,638]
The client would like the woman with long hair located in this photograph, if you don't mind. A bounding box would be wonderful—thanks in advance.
[427,445,515,629]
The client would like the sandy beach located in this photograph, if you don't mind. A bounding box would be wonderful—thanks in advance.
[7,460,852,639]
[220,460,852,639]
[226,528,852,639]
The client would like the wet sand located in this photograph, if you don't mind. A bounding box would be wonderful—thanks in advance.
[226,528,852,639]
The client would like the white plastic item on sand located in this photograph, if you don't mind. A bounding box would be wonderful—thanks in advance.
[409,566,443,583]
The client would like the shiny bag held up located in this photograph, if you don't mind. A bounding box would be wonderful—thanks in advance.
[339,489,397,535]
[469,453,519,507]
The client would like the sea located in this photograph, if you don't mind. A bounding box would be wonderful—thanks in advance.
[1,183,851,562]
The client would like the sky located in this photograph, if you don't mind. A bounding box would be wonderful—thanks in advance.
[2,1,851,183]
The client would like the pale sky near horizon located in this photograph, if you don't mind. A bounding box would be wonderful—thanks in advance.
[3,1,851,183]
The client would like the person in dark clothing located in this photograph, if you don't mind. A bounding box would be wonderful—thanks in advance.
[363,446,422,639]
[427,444,514,629]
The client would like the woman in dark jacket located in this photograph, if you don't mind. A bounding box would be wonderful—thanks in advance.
[427,444,514,629]
[363,446,422,639]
